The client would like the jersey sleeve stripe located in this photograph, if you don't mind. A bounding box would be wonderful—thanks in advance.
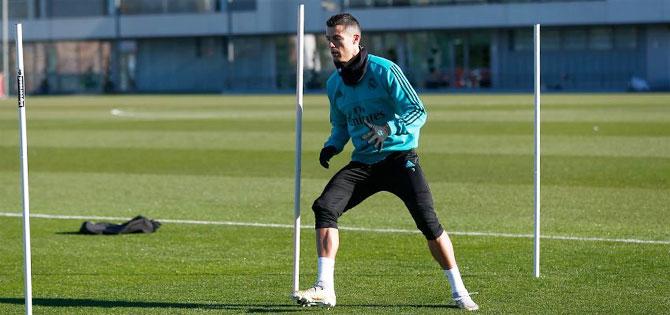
[402,108,425,125]
[390,65,422,107]
[390,64,425,125]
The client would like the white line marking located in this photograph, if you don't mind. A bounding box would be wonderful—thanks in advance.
[111,108,225,119]
[1,212,668,245]
[110,108,288,120]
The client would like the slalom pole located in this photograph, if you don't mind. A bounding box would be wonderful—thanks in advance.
[533,24,541,278]
[16,23,33,315]
[293,3,305,293]
[2,0,8,98]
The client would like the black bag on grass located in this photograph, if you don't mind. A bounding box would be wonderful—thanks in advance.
[79,216,161,235]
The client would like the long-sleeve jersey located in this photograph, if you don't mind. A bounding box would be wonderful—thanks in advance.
[324,54,427,165]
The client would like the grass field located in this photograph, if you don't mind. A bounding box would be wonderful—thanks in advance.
[0,93,668,314]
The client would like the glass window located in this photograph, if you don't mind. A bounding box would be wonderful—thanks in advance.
[614,27,637,50]
[563,29,587,50]
[196,37,220,58]
[404,32,433,86]
[274,36,294,89]
[121,1,164,14]
[4,0,30,19]
[346,0,373,8]
[541,29,560,51]
[48,0,107,18]
[512,29,532,51]
[345,0,600,8]
[121,0,219,15]
[35,41,112,93]
[168,0,218,13]
[228,0,256,11]
[589,27,613,50]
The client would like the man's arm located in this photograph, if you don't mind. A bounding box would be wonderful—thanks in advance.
[319,87,350,168]
[324,90,350,152]
[384,63,427,136]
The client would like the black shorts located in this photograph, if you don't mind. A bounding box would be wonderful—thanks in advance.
[312,149,444,240]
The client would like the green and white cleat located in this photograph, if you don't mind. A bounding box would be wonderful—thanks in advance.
[291,285,336,308]
[454,294,479,311]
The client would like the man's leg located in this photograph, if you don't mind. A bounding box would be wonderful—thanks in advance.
[293,163,376,307]
[316,227,339,259]
[384,152,478,311]
[314,227,338,294]
[427,230,456,270]
[427,231,477,309]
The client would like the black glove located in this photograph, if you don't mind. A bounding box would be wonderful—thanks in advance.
[319,146,338,169]
[362,120,391,152]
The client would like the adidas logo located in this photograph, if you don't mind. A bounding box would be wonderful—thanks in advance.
[405,160,416,171]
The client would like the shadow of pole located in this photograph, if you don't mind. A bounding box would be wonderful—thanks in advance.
[0,297,458,312]
[0,297,302,313]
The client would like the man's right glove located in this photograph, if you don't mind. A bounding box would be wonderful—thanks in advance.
[319,146,338,169]
[362,120,391,152]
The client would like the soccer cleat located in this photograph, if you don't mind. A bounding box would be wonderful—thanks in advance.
[454,294,479,311]
[291,284,336,308]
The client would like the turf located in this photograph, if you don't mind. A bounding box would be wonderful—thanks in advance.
[0,93,669,314]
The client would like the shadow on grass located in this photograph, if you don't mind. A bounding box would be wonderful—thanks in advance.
[0,297,458,312]
[54,232,85,235]
[0,298,299,313]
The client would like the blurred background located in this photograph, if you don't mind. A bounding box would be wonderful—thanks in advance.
[0,0,668,94]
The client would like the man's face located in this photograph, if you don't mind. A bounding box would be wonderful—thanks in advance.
[326,24,360,63]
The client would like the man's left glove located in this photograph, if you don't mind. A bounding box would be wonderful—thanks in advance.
[319,146,338,169]
[362,120,391,152]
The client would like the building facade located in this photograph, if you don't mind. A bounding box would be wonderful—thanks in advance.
[3,0,670,93]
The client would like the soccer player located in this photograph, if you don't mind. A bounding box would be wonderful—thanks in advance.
[291,13,479,311]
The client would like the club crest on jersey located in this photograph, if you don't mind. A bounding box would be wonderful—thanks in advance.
[334,89,344,101]
[368,78,377,90]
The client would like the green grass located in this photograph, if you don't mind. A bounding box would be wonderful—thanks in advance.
[0,93,669,314]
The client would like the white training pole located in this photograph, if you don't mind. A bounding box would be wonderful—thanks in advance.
[293,4,304,293]
[3,0,8,98]
[533,24,541,278]
[16,23,33,315]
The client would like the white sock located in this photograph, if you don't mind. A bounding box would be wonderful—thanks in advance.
[316,257,335,291]
[444,266,469,298]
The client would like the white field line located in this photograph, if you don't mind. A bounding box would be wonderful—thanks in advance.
[1,211,668,245]
[111,108,232,120]
[110,108,288,120]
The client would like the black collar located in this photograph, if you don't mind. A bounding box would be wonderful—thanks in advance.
[335,46,368,86]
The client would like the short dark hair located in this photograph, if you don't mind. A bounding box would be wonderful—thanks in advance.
[326,13,360,30]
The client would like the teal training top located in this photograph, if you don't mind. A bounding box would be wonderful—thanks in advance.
[324,54,426,165]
